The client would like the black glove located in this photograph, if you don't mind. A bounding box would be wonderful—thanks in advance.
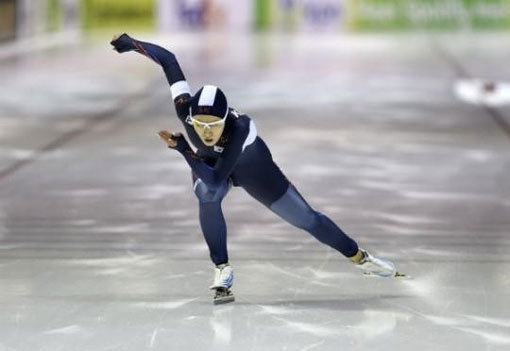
[110,33,136,53]
[169,134,192,153]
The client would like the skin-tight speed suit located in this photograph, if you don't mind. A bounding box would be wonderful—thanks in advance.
[111,34,359,265]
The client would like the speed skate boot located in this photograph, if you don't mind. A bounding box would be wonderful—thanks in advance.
[210,263,235,305]
[354,249,396,278]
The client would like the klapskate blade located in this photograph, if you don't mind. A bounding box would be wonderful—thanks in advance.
[363,271,411,279]
[394,271,411,279]
[213,295,235,305]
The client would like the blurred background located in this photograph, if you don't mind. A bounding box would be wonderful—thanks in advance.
[1,1,510,351]
[2,0,510,38]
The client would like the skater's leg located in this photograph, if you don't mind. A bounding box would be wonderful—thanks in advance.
[199,202,228,264]
[193,178,236,303]
[193,178,231,265]
[268,183,359,258]
[244,179,396,276]
[234,137,396,276]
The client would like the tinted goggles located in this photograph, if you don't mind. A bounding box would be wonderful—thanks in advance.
[191,115,226,129]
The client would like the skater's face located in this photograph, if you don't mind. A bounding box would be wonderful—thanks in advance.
[191,115,226,146]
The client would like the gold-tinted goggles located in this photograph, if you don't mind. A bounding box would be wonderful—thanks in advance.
[191,115,226,130]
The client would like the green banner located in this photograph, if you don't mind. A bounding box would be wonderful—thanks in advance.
[256,0,271,29]
[347,0,510,30]
[82,0,155,31]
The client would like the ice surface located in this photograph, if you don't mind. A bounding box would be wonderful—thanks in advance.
[0,32,509,350]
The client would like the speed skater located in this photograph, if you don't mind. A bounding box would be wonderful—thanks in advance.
[111,33,402,304]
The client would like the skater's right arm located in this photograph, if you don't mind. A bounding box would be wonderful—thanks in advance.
[157,130,235,187]
[110,33,191,119]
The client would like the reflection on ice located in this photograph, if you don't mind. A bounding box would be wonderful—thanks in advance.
[211,306,234,347]
[274,317,340,337]
[135,298,198,310]
[1,32,509,351]
[42,325,84,335]
[462,315,510,328]
[455,327,510,346]
[70,253,159,267]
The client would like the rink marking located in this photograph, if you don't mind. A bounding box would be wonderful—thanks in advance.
[0,77,157,181]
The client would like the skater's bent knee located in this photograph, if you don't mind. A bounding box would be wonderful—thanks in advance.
[194,179,229,203]
[196,189,221,203]
[196,189,223,203]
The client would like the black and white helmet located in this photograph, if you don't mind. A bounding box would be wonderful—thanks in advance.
[190,85,228,119]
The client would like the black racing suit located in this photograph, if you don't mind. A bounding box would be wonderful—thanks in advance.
[111,34,359,265]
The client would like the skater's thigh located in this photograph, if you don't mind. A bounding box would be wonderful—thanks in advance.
[241,171,317,230]
[268,183,318,230]
[234,151,290,207]
[237,166,289,208]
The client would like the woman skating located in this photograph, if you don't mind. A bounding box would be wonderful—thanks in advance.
[110,33,398,304]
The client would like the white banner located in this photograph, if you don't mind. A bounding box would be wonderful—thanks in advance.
[275,0,345,32]
[157,0,254,31]
[15,0,80,38]
[299,0,344,31]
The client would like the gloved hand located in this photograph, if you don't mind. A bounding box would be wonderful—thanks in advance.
[157,130,191,153]
[110,33,136,53]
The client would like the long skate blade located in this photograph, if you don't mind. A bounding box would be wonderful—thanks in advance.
[363,271,411,279]
[213,288,235,305]
[213,295,235,305]
[394,271,411,279]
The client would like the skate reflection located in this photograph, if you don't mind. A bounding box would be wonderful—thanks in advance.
[210,305,234,346]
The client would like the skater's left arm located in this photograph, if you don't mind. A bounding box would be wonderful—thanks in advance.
[110,33,191,119]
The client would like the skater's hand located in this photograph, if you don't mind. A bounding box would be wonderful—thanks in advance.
[110,33,136,53]
[158,130,191,152]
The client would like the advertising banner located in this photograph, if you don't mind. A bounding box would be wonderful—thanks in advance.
[347,0,510,30]
[158,0,253,31]
[256,0,345,32]
[159,0,345,32]
[82,0,154,30]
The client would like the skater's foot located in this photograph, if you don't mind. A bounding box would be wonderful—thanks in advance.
[353,249,396,278]
[209,263,234,290]
[210,263,235,304]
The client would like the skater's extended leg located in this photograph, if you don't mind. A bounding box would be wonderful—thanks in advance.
[235,139,360,258]
[246,181,396,277]
[268,183,359,258]
[193,178,231,265]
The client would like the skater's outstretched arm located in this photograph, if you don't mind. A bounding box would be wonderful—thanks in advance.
[110,33,191,118]
[158,126,250,187]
